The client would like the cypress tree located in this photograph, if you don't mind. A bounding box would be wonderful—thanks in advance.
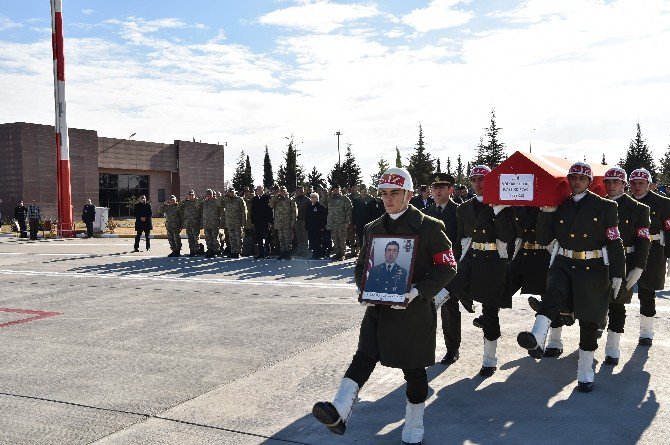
[370,157,390,187]
[436,158,442,173]
[446,157,453,175]
[232,151,247,192]
[276,136,306,193]
[263,146,274,188]
[619,123,657,179]
[395,146,402,168]
[406,124,435,188]
[455,154,465,185]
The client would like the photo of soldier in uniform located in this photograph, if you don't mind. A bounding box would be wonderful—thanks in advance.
[360,236,417,305]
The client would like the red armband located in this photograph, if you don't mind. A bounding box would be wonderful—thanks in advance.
[606,227,620,241]
[433,249,457,267]
[664,219,670,231]
[636,227,650,239]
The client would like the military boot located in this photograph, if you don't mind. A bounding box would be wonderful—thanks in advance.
[401,400,425,445]
[480,338,498,377]
[312,377,359,435]
[639,316,654,346]
[517,314,552,359]
[604,330,621,365]
[577,349,595,392]
[544,327,563,357]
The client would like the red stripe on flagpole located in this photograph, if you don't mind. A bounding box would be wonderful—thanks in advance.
[54,12,65,81]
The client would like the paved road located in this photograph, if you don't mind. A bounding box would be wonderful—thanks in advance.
[0,237,668,444]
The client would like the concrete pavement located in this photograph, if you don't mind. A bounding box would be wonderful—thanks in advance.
[0,237,668,444]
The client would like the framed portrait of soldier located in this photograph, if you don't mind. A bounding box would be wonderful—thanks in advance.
[359,235,418,306]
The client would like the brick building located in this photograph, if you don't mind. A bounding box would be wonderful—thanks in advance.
[0,122,225,219]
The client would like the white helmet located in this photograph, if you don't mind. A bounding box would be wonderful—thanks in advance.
[378,167,414,192]
[568,162,593,180]
[630,168,652,183]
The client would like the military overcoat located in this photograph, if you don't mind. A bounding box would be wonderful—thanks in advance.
[509,206,550,296]
[636,191,670,291]
[536,191,625,323]
[354,205,456,369]
[422,199,459,253]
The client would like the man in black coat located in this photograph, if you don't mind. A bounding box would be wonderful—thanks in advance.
[305,192,327,259]
[364,189,385,225]
[628,168,670,346]
[82,199,96,238]
[422,173,460,364]
[250,185,273,259]
[409,185,434,210]
[133,195,153,252]
[312,167,456,445]
[14,200,28,238]
[517,162,625,392]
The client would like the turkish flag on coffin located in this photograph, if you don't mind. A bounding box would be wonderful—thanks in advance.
[482,151,610,207]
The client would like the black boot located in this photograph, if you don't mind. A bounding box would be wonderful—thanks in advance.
[440,349,459,364]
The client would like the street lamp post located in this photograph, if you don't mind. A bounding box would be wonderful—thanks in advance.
[335,131,342,165]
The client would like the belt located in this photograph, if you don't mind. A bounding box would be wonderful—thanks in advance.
[522,242,545,250]
[558,248,602,260]
[626,246,635,254]
[650,234,662,242]
[471,242,497,251]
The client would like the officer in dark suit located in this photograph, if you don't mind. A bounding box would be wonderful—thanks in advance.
[133,195,153,252]
[364,241,409,294]
[422,173,460,364]
[364,189,385,224]
[313,167,456,445]
[250,185,273,259]
[629,168,670,346]
[82,199,96,238]
[409,185,434,210]
[14,201,28,238]
[517,162,625,392]
[435,165,516,377]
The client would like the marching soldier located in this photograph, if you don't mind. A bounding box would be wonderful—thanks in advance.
[629,168,670,346]
[223,188,247,258]
[269,186,296,260]
[179,190,202,257]
[201,189,223,258]
[434,165,515,376]
[326,184,352,261]
[422,173,461,364]
[159,195,183,257]
[312,167,456,445]
[517,162,625,392]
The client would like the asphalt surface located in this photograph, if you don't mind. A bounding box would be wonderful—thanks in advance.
[0,236,668,444]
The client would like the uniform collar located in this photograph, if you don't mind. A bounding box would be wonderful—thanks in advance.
[572,191,587,202]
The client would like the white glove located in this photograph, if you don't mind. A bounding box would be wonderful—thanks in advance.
[496,239,509,259]
[667,259,670,277]
[356,288,375,306]
[611,277,623,299]
[460,237,471,253]
[434,288,449,309]
[626,267,643,290]
[491,204,509,215]
[540,206,558,212]
[392,287,419,310]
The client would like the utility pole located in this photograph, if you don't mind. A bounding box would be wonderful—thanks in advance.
[335,131,342,165]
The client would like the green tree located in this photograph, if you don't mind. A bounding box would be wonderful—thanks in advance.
[619,123,657,179]
[276,136,306,193]
[601,153,607,165]
[263,145,274,188]
[232,150,247,192]
[307,166,327,190]
[406,124,435,188]
[339,144,362,187]
[244,155,254,190]
[436,158,442,173]
[446,157,453,175]
[657,142,670,185]
[474,109,507,168]
[328,162,346,187]
[455,154,465,185]
[395,146,403,168]
[370,156,390,187]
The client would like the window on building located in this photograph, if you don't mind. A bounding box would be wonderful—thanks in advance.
[158,189,165,202]
[99,173,150,217]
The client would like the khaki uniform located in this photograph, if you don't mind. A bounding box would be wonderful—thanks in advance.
[223,195,248,255]
[326,194,352,257]
[159,202,182,252]
[201,198,223,253]
[179,199,202,254]
[269,195,297,253]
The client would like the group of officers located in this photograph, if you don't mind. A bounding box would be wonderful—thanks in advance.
[312,162,668,445]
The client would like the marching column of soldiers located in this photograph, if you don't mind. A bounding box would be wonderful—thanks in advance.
[311,162,669,444]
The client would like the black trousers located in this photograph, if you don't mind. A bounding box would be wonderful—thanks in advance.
[481,304,501,341]
[638,285,656,317]
[253,224,269,256]
[29,218,39,240]
[441,296,461,351]
[344,351,428,404]
[18,220,27,238]
[607,302,626,333]
[85,222,94,237]
[134,229,150,250]
[539,297,599,351]
[308,230,324,258]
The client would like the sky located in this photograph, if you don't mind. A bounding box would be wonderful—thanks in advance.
[1,0,670,184]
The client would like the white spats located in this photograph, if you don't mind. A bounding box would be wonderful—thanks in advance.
[401,401,425,444]
[483,338,498,368]
[531,315,552,350]
[605,330,622,359]
[331,377,359,424]
[577,349,595,383]
[546,327,563,350]
[640,316,654,339]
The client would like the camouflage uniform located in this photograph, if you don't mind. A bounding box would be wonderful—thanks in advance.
[326,194,352,258]
[223,194,248,255]
[201,198,223,254]
[179,198,202,255]
[159,201,182,253]
[269,193,297,254]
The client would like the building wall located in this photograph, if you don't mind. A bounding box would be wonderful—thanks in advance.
[177,141,225,197]
[98,137,177,172]
[0,123,24,219]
